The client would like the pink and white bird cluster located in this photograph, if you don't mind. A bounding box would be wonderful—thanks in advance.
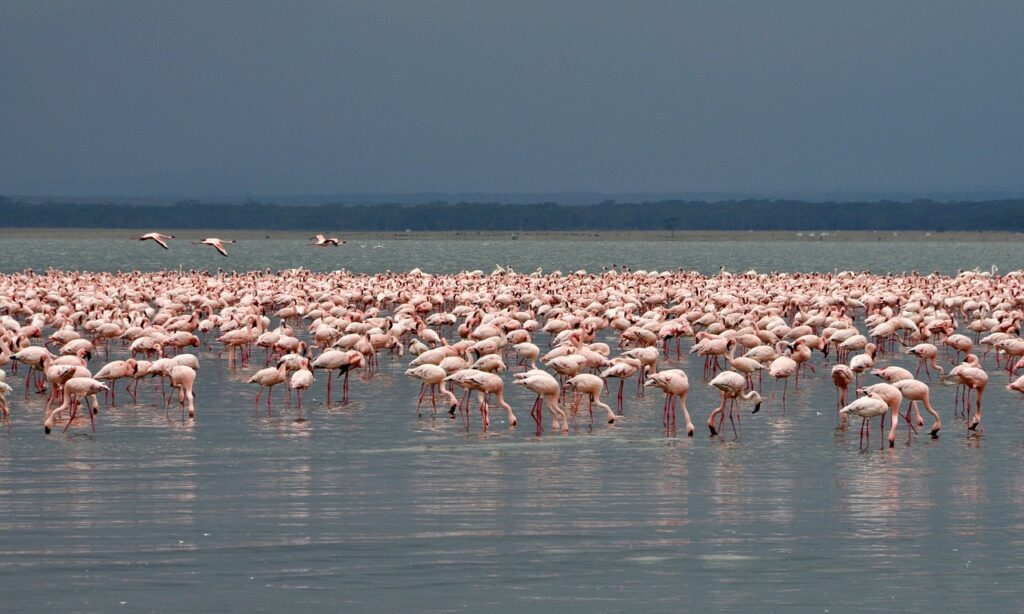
[1,265,1023,444]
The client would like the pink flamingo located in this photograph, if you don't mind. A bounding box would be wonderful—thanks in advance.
[566,373,617,425]
[768,345,797,410]
[94,358,139,405]
[247,359,288,415]
[707,370,762,437]
[904,343,944,380]
[856,382,905,447]
[513,370,568,434]
[168,365,196,419]
[464,371,516,430]
[191,238,236,257]
[311,349,364,404]
[644,369,693,434]
[308,234,344,246]
[949,355,988,430]
[43,377,107,434]
[405,364,459,416]
[290,365,314,414]
[132,232,174,249]
[831,364,854,426]
[840,394,889,448]
[600,359,640,414]
[891,379,942,436]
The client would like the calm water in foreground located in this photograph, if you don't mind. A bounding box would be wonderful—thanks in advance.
[2,238,1024,612]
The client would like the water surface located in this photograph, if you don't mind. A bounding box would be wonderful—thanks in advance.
[2,239,1024,612]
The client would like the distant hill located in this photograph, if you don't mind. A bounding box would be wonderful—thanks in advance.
[0,197,1021,232]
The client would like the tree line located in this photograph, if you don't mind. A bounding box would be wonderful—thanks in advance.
[0,197,1021,232]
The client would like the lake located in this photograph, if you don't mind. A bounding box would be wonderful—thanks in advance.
[1,237,1024,612]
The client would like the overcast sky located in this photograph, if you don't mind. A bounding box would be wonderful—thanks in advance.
[2,1,1023,198]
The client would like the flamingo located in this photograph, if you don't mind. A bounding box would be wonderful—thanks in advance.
[849,342,878,385]
[949,355,988,431]
[600,358,640,414]
[768,345,797,409]
[513,370,568,433]
[308,234,344,246]
[289,365,314,413]
[870,365,913,383]
[43,377,107,434]
[191,238,236,257]
[856,382,905,447]
[132,232,174,249]
[566,373,616,425]
[513,342,540,369]
[93,358,138,405]
[247,359,288,414]
[840,394,889,448]
[831,364,854,425]
[724,339,765,388]
[891,379,942,436]
[405,364,459,415]
[707,370,762,437]
[904,343,944,380]
[944,333,974,364]
[643,370,693,434]
[463,371,516,429]
[0,380,10,426]
[168,365,197,419]
[1008,375,1024,395]
[310,349,363,404]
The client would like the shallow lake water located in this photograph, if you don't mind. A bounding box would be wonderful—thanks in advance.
[2,238,1024,611]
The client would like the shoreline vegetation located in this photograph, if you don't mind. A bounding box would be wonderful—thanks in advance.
[1,198,1023,234]
[0,228,1021,242]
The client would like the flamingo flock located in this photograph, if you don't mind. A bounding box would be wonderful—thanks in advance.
[0,260,1023,448]
[134,232,346,257]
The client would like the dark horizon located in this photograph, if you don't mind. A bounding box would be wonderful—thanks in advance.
[6,189,1024,207]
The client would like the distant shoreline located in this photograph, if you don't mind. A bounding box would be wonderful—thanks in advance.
[1,228,1021,242]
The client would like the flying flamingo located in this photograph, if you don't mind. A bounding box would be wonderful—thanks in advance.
[191,238,236,257]
[308,234,344,246]
[132,232,174,249]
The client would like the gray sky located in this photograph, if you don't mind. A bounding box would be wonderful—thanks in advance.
[2,1,1023,198]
